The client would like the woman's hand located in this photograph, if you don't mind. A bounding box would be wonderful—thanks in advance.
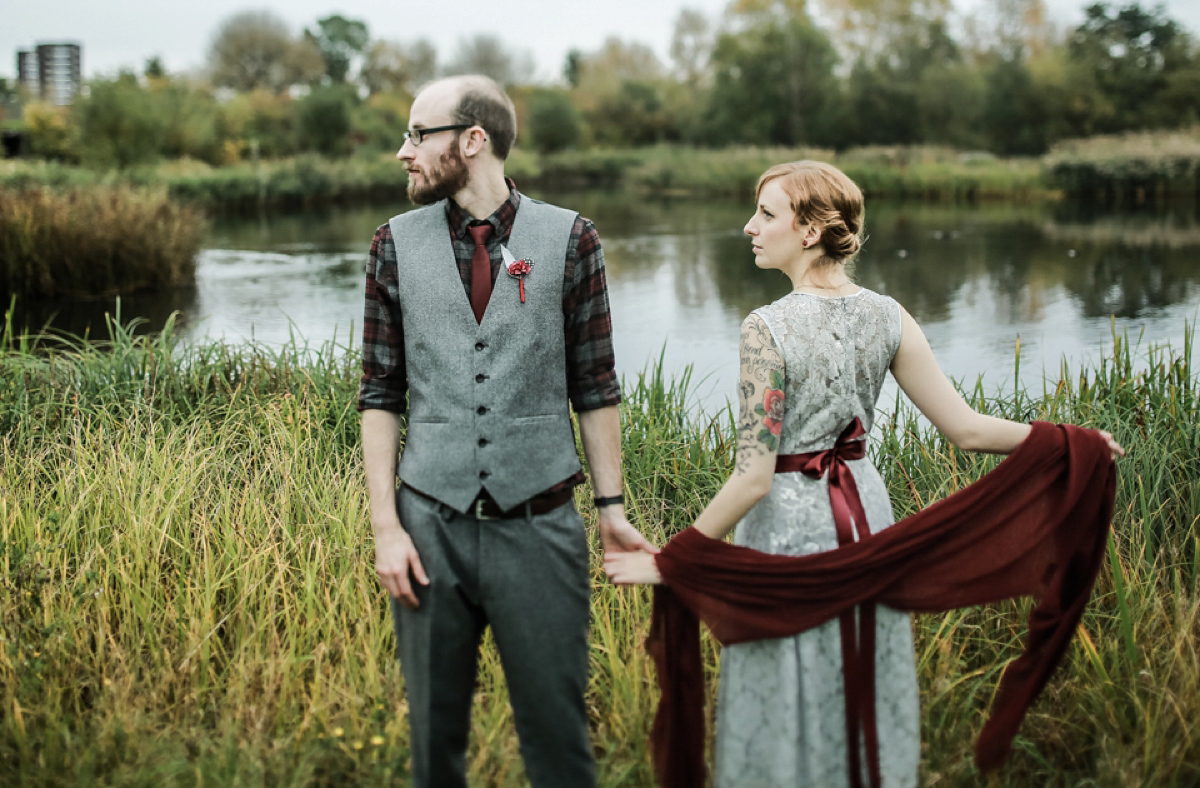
[604,549,663,585]
[1098,430,1125,460]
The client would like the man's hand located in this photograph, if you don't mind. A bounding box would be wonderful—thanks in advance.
[362,410,426,606]
[374,521,429,610]
[597,507,659,559]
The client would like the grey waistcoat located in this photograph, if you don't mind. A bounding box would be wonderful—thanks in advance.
[389,197,582,513]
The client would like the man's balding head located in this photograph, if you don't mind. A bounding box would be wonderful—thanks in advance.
[416,75,518,160]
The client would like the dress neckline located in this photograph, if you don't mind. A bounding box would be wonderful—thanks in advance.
[790,287,866,300]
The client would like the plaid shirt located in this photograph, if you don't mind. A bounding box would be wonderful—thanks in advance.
[358,180,621,494]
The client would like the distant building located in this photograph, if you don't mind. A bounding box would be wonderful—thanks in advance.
[16,42,81,105]
[17,50,39,94]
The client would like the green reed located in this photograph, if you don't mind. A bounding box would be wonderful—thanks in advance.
[1,311,1198,786]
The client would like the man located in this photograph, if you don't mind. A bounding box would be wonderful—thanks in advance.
[357,74,656,788]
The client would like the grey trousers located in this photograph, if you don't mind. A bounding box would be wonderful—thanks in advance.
[391,486,596,788]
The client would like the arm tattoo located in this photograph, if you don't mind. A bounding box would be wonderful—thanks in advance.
[755,370,785,451]
[735,317,786,473]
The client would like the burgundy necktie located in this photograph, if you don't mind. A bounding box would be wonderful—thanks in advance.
[468,223,493,323]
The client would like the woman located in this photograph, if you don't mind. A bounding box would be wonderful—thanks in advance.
[605,161,1123,788]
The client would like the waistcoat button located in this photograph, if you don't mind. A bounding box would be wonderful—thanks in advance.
[479,470,490,479]
[475,373,486,383]
[477,406,487,415]
[478,438,488,447]
[475,342,486,351]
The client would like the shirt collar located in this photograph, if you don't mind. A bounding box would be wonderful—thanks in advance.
[445,177,521,241]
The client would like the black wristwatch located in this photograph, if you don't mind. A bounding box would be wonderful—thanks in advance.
[593,495,624,508]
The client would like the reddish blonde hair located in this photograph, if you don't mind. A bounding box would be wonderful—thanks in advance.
[755,161,864,263]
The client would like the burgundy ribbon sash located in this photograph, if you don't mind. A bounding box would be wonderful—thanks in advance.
[646,422,1116,788]
[776,417,880,788]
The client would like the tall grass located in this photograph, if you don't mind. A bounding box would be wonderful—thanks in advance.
[2,310,1198,786]
[0,155,411,214]
[0,186,205,299]
[1045,128,1200,205]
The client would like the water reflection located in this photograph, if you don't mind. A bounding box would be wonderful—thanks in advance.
[594,196,1200,410]
[12,287,200,340]
[11,191,1199,415]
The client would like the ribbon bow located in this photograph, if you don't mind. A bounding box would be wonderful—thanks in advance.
[780,418,872,546]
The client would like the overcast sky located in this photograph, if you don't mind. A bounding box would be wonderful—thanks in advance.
[4,0,1199,83]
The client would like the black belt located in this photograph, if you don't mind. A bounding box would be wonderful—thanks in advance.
[406,485,574,520]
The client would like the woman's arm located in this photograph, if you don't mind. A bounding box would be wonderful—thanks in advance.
[890,306,1031,453]
[891,307,1124,458]
[692,313,785,539]
[604,314,784,584]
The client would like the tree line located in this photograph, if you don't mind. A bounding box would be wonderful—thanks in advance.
[1,0,1197,169]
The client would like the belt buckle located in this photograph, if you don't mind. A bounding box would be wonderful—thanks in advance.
[473,497,498,520]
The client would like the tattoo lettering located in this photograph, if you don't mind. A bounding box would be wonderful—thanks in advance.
[739,319,780,385]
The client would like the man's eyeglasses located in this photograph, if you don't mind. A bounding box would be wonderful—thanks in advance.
[404,124,472,146]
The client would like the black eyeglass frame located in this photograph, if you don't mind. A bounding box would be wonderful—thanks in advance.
[404,124,473,146]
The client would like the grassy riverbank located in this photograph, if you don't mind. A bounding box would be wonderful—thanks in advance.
[0,145,1052,300]
[2,314,1198,786]
[0,156,407,213]
[1,144,1054,212]
[1045,130,1200,205]
[526,145,1052,201]
[7,129,1199,214]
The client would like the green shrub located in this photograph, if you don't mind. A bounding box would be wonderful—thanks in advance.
[349,92,408,154]
[527,88,582,154]
[22,103,78,162]
[224,89,301,159]
[74,74,167,169]
[298,86,358,158]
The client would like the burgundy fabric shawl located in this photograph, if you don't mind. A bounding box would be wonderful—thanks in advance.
[646,421,1116,788]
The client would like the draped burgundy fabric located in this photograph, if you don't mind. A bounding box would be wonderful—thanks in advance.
[646,421,1116,788]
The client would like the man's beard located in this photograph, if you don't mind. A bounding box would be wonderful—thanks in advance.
[407,143,470,205]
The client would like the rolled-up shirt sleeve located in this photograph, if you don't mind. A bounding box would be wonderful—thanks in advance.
[357,223,407,413]
[563,217,622,412]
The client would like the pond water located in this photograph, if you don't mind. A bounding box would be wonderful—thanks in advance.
[15,191,1200,416]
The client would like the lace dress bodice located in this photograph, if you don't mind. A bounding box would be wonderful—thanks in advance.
[714,288,919,788]
[754,289,901,454]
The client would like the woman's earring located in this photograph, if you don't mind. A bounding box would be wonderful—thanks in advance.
[802,240,809,248]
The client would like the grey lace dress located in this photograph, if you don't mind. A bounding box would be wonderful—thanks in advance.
[713,289,920,788]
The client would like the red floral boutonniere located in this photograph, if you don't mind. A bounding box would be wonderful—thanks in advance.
[502,246,534,304]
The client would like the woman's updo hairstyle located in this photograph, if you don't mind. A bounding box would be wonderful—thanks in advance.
[755,161,864,265]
